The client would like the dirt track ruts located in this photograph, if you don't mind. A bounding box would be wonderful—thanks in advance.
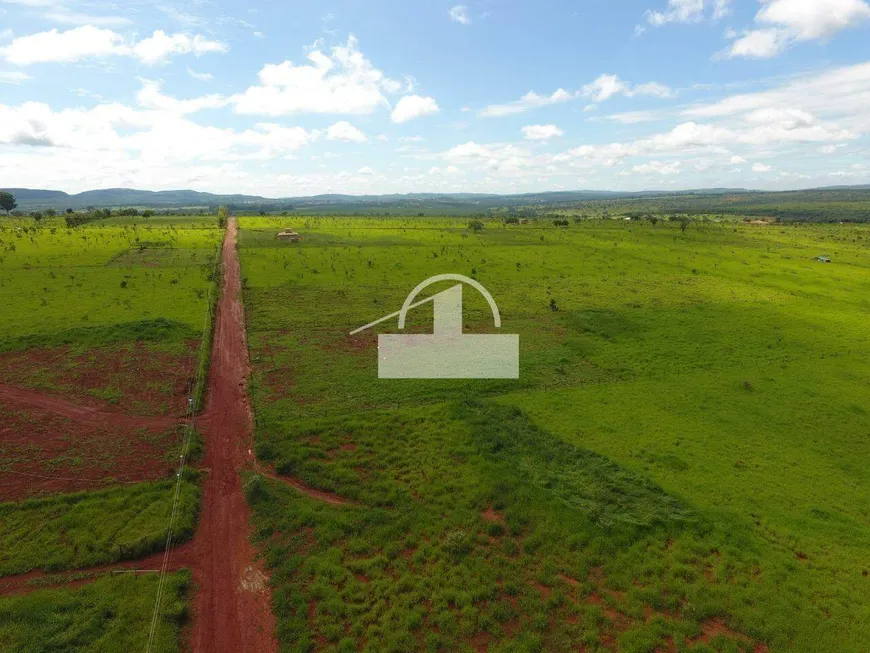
[0,383,178,431]
[189,218,277,652]
[0,541,198,597]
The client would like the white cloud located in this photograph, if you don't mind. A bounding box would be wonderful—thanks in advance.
[753,162,773,172]
[726,28,788,58]
[0,70,31,84]
[0,26,227,66]
[582,75,630,102]
[429,165,460,175]
[232,36,402,117]
[682,62,870,133]
[326,120,368,142]
[727,0,870,58]
[448,5,471,25]
[582,75,675,102]
[645,0,730,26]
[358,165,375,174]
[479,89,573,117]
[632,160,681,175]
[634,81,675,98]
[0,25,123,65]
[757,0,870,40]
[522,124,564,140]
[731,155,747,163]
[133,31,227,65]
[444,141,534,174]
[136,79,228,113]
[187,67,213,82]
[391,94,440,123]
[0,100,320,161]
[713,0,733,19]
[43,11,132,28]
[602,110,662,124]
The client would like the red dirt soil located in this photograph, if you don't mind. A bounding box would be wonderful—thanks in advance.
[0,341,198,418]
[0,400,179,500]
[0,383,178,430]
[189,218,277,653]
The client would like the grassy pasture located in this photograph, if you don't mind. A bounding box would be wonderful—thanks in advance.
[239,216,870,652]
[0,218,221,343]
[0,473,200,576]
[0,571,191,652]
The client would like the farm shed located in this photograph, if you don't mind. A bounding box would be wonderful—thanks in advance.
[276,230,302,242]
[814,255,831,263]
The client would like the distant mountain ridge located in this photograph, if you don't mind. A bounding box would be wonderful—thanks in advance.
[2,185,869,213]
[1,186,757,211]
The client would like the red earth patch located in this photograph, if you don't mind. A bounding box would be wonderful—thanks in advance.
[0,340,198,417]
[0,400,181,500]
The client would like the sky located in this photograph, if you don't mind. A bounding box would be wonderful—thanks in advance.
[0,0,869,197]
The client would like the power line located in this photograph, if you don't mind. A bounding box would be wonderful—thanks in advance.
[145,233,222,652]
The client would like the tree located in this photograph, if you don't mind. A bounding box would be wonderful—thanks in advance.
[468,220,484,233]
[0,191,16,215]
[217,205,229,228]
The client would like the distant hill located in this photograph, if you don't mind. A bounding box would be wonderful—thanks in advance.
[2,185,869,216]
[0,186,756,211]
[2,188,273,210]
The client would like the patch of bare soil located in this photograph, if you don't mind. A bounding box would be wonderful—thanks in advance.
[0,400,180,500]
[481,506,505,523]
[688,618,769,652]
[0,340,198,417]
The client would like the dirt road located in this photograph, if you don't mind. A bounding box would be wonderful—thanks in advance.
[190,218,277,652]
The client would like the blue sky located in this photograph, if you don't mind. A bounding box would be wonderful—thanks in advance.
[1,0,869,196]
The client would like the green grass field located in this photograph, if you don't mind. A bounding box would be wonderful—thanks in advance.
[0,571,191,652]
[239,216,870,652]
[0,473,200,576]
[0,218,221,342]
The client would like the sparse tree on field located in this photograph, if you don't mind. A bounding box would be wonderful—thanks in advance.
[217,205,229,228]
[0,191,16,215]
[468,220,484,233]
